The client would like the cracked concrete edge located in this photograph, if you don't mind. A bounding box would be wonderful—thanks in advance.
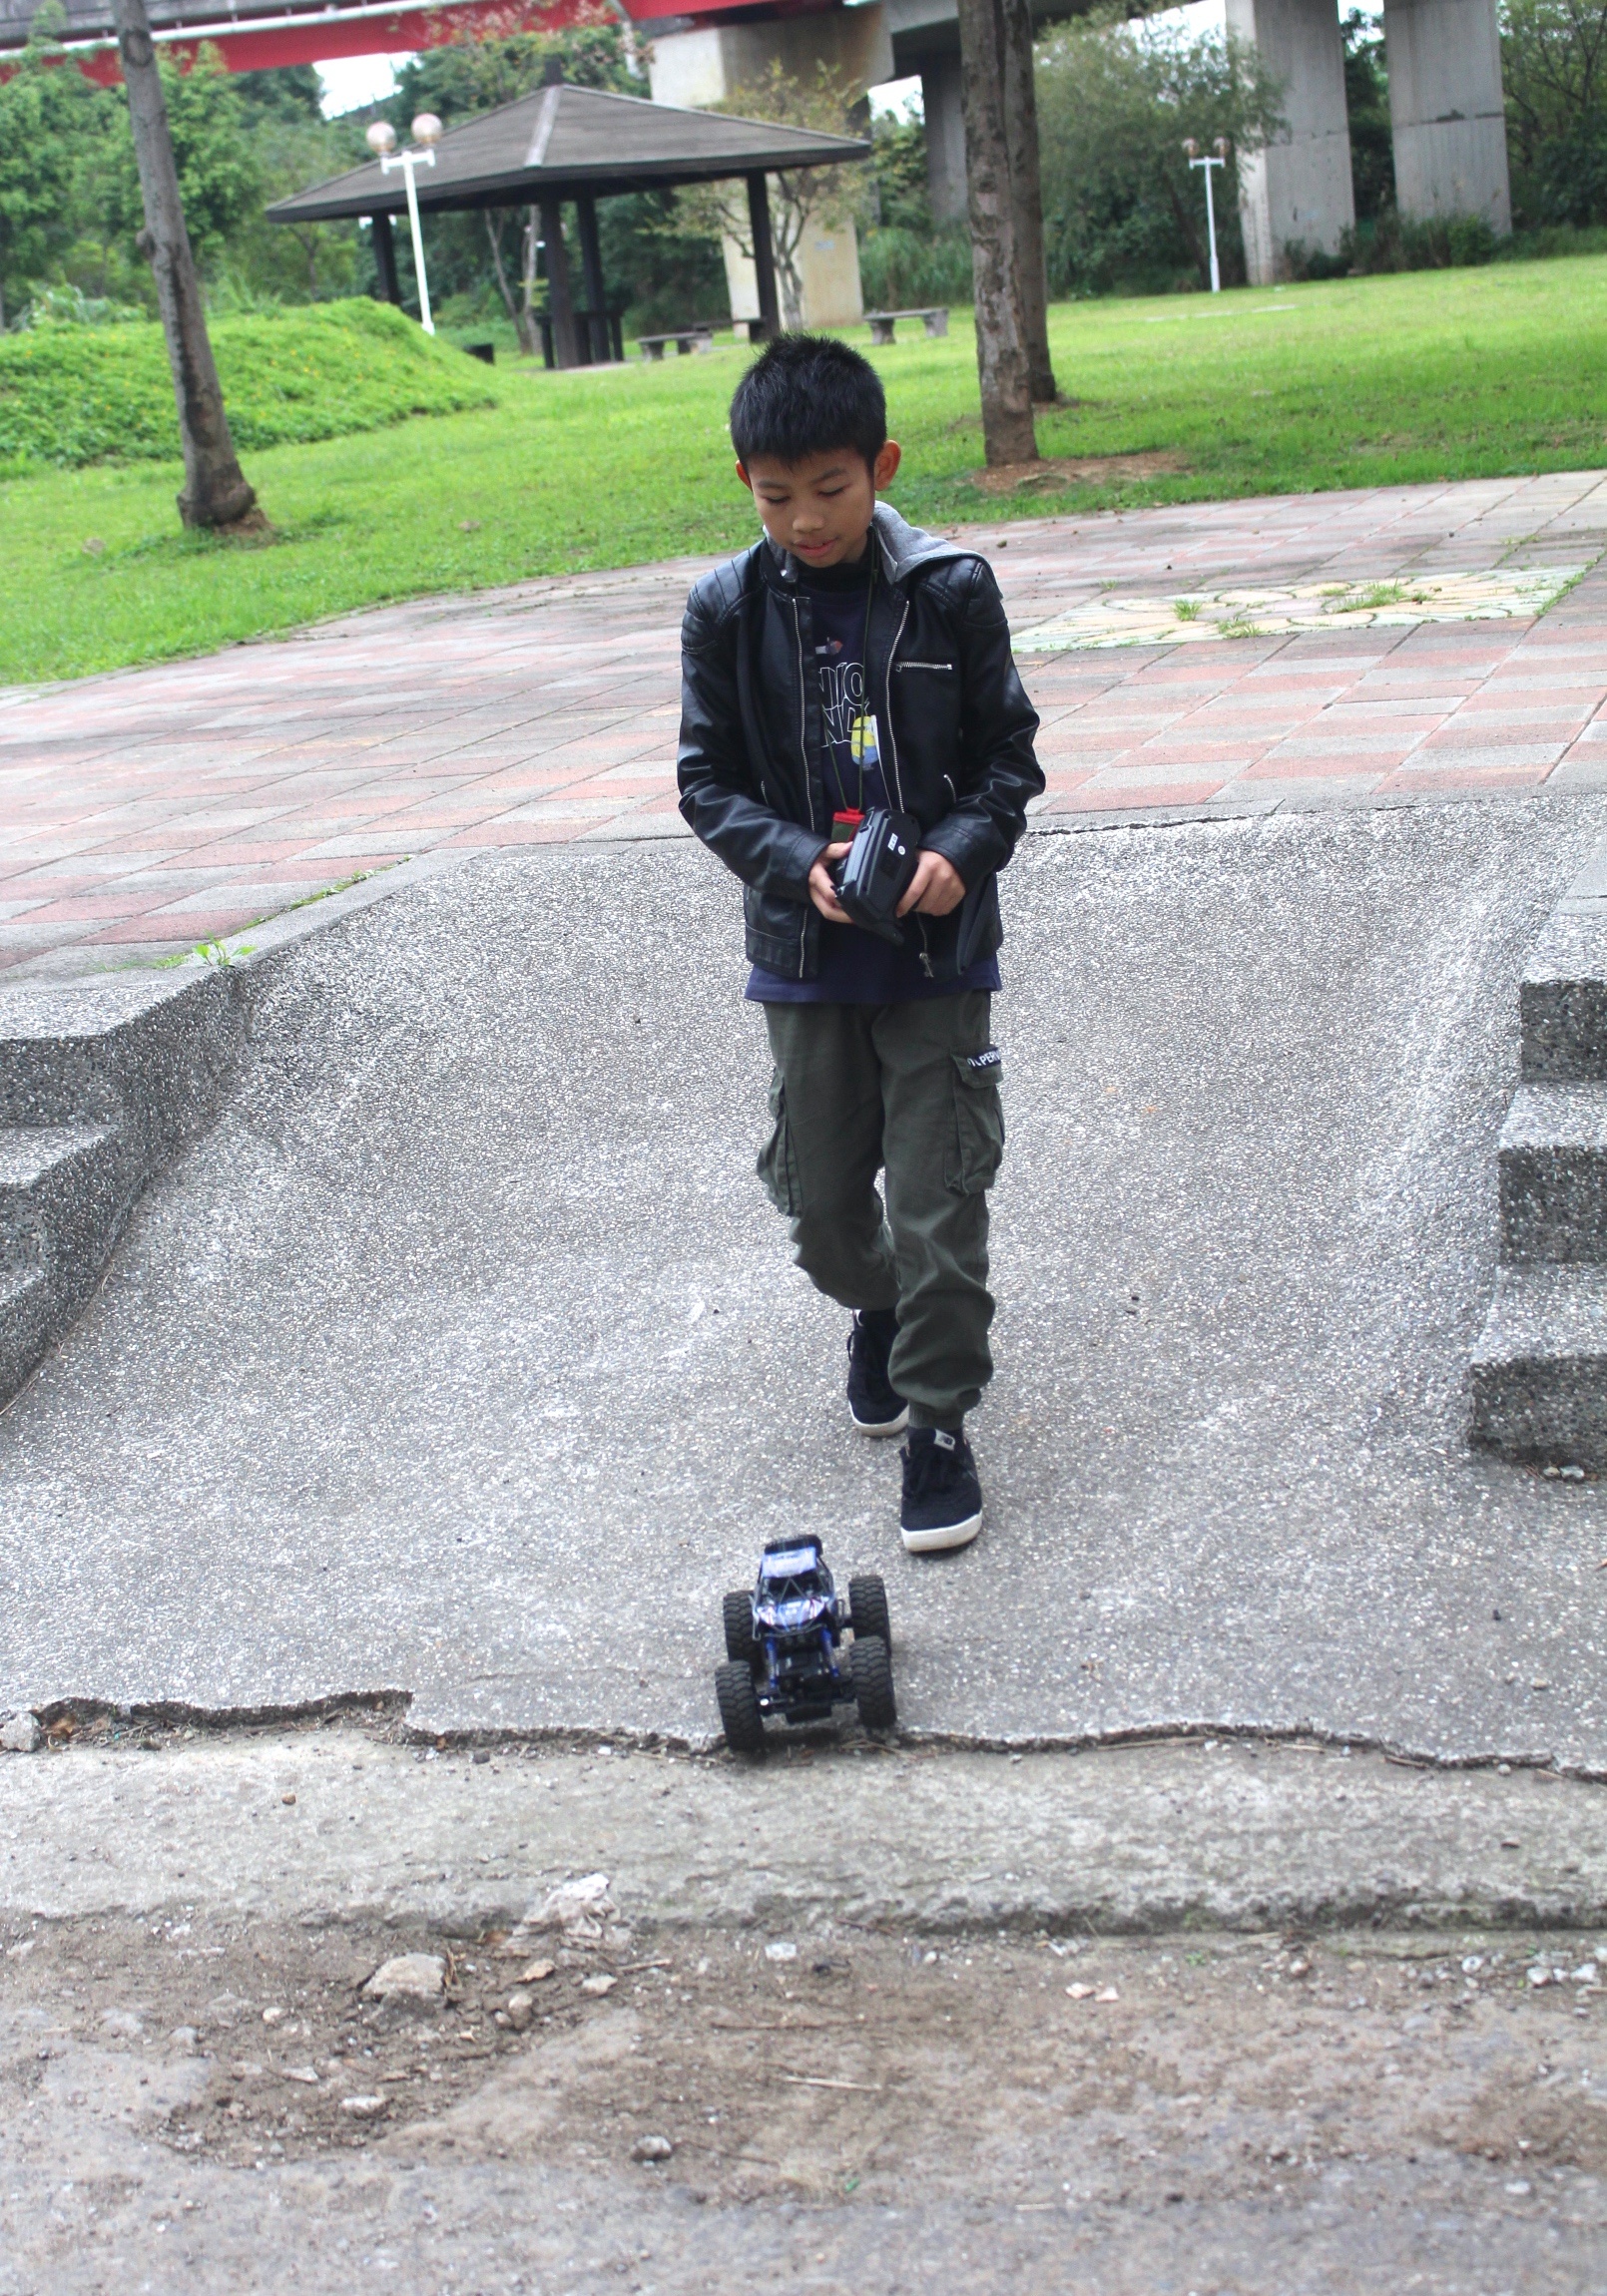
[4,1732,1607,1941]
[11,1684,1606,1787]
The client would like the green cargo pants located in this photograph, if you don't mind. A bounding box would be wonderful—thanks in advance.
[757,992,1002,1428]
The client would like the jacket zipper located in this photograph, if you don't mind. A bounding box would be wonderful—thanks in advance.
[790,595,816,833]
[877,595,932,972]
[882,597,911,811]
[791,594,812,980]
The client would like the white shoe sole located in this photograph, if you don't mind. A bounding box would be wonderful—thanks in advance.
[851,1404,909,1438]
[901,1505,983,1555]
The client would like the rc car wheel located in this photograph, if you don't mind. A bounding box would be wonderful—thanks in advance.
[847,1574,890,1650]
[849,1634,896,1732]
[715,1660,767,1757]
[723,1590,758,1663]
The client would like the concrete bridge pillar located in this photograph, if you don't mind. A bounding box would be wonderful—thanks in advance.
[648,6,892,325]
[920,51,968,225]
[1382,0,1511,232]
[1225,0,1354,282]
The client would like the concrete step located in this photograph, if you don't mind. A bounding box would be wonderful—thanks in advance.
[0,968,247,1408]
[1498,1082,1607,1262]
[1469,1262,1607,1467]
[0,1121,126,1403]
[1521,850,1607,1080]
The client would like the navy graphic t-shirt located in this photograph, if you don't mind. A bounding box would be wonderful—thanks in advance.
[745,555,1001,1006]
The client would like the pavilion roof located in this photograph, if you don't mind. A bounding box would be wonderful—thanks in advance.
[266,79,870,223]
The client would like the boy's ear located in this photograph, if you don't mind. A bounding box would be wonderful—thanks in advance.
[736,460,753,493]
[873,440,902,489]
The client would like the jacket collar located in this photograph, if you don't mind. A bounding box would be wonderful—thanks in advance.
[762,502,972,590]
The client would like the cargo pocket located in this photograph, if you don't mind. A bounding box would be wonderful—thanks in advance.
[946,1047,1005,1195]
[756,1068,803,1216]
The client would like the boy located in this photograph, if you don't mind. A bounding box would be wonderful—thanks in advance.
[677,334,1042,1554]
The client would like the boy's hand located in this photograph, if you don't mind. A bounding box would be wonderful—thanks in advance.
[898,850,967,919]
[808,841,853,923]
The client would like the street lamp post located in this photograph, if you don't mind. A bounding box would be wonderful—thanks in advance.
[1183,138,1230,295]
[366,114,443,334]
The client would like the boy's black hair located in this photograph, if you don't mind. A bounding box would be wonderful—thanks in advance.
[730,333,887,472]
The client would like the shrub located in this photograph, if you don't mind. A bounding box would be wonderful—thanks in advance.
[1034,18,1284,296]
[858,226,974,311]
[0,298,495,470]
[1339,209,1499,273]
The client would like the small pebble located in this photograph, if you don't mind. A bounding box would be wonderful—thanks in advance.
[765,1942,798,1964]
[581,1974,617,1997]
[0,1713,42,1754]
[339,2094,388,2119]
[632,2134,674,2163]
[506,1990,534,2032]
[364,1954,445,2003]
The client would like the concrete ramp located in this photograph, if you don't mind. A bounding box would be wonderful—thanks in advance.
[5,801,1607,1761]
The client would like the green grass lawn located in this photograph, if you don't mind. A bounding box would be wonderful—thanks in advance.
[5,255,1607,686]
[0,300,494,471]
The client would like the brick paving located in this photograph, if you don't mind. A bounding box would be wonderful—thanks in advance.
[4,471,1607,982]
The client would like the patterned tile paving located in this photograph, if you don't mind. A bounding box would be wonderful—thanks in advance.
[4,472,1607,981]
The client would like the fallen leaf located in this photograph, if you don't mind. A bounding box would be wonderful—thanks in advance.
[516,1959,556,1985]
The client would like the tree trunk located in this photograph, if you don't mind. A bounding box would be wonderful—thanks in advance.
[112,0,258,531]
[520,209,540,357]
[955,0,1038,465]
[487,211,537,355]
[998,0,1055,404]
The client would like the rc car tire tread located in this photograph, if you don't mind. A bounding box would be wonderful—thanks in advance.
[716,1660,767,1756]
[849,1634,896,1732]
[847,1574,891,1650]
[723,1590,758,1663]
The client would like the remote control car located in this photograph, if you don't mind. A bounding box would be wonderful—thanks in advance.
[715,1537,894,1757]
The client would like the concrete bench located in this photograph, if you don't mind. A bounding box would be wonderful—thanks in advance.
[637,328,714,360]
[865,307,950,345]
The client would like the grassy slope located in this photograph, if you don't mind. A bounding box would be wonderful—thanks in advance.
[0,300,494,471]
[3,258,1605,685]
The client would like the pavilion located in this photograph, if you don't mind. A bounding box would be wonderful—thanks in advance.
[266,67,870,367]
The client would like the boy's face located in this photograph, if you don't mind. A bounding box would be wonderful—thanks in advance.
[738,441,903,569]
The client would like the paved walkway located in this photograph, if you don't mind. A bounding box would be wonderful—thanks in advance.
[4,471,1607,981]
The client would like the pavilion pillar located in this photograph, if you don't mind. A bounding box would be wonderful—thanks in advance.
[747,173,781,341]
[540,196,580,369]
[369,211,401,306]
[575,193,611,364]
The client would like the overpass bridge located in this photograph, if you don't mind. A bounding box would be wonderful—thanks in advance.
[1,0,1512,282]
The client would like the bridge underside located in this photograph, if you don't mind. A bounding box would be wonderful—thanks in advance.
[5,0,1513,283]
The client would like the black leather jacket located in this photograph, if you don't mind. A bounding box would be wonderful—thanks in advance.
[677,504,1044,982]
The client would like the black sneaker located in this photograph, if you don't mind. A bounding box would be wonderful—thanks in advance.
[899,1427,983,1554]
[846,1308,907,1437]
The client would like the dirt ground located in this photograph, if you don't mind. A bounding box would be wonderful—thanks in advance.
[5,1903,1607,2294]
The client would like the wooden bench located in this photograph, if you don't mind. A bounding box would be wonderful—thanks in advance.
[865,307,950,345]
[637,327,715,360]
